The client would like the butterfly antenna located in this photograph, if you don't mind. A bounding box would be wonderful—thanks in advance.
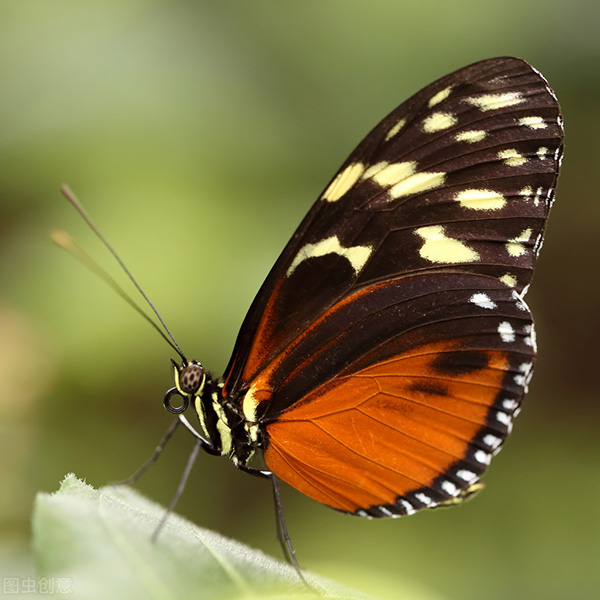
[51,228,184,359]
[55,185,187,362]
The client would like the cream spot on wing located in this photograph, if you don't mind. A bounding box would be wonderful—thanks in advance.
[287,236,373,277]
[499,273,518,287]
[422,111,457,133]
[363,161,446,200]
[389,171,446,199]
[465,92,524,111]
[321,162,365,202]
[519,186,533,200]
[533,186,544,206]
[455,188,506,210]
[455,130,487,143]
[506,228,532,257]
[519,116,547,129]
[498,148,527,167]
[365,161,416,186]
[415,225,479,264]
[537,146,548,160]
[385,117,407,140]
[428,86,453,107]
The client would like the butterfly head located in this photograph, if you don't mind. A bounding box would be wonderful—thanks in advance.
[174,359,206,395]
[163,359,206,414]
[164,358,252,461]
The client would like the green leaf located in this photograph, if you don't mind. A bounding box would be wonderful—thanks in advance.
[32,474,374,600]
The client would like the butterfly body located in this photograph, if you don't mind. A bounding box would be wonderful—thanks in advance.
[167,57,563,520]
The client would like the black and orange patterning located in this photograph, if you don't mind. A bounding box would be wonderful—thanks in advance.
[167,57,563,520]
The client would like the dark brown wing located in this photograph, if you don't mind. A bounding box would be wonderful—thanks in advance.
[223,57,562,408]
[219,57,562,515]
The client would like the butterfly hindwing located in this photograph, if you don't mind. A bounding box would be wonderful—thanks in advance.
[220,57,563,517]
[261,271,535,515]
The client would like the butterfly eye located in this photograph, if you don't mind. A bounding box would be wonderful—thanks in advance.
[163,388,189,414]
[178,361,206,395]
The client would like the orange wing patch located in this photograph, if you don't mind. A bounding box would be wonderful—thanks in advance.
[263,340,510,514]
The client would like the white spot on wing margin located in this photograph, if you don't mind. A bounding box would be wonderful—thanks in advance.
[498,321,516,343]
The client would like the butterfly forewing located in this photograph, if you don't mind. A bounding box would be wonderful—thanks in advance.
[221,57,563,517]
[224,57,562,393]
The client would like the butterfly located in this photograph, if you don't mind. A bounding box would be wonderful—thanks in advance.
[162,57,563,531]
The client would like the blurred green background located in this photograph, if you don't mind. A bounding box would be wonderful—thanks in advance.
[1,1,598,598]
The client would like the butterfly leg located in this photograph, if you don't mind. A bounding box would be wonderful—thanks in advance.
[110,417,182,486]
[113,414,219,541]
[271,475,301,570]
[110,410,219,489]
[237,463,310,586]
[236,463,299,566]
[146,414,227,539]
[151,437,203,542]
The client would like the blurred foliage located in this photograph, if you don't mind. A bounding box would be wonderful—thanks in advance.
[33,475,373,600]
[0,1,599,599]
